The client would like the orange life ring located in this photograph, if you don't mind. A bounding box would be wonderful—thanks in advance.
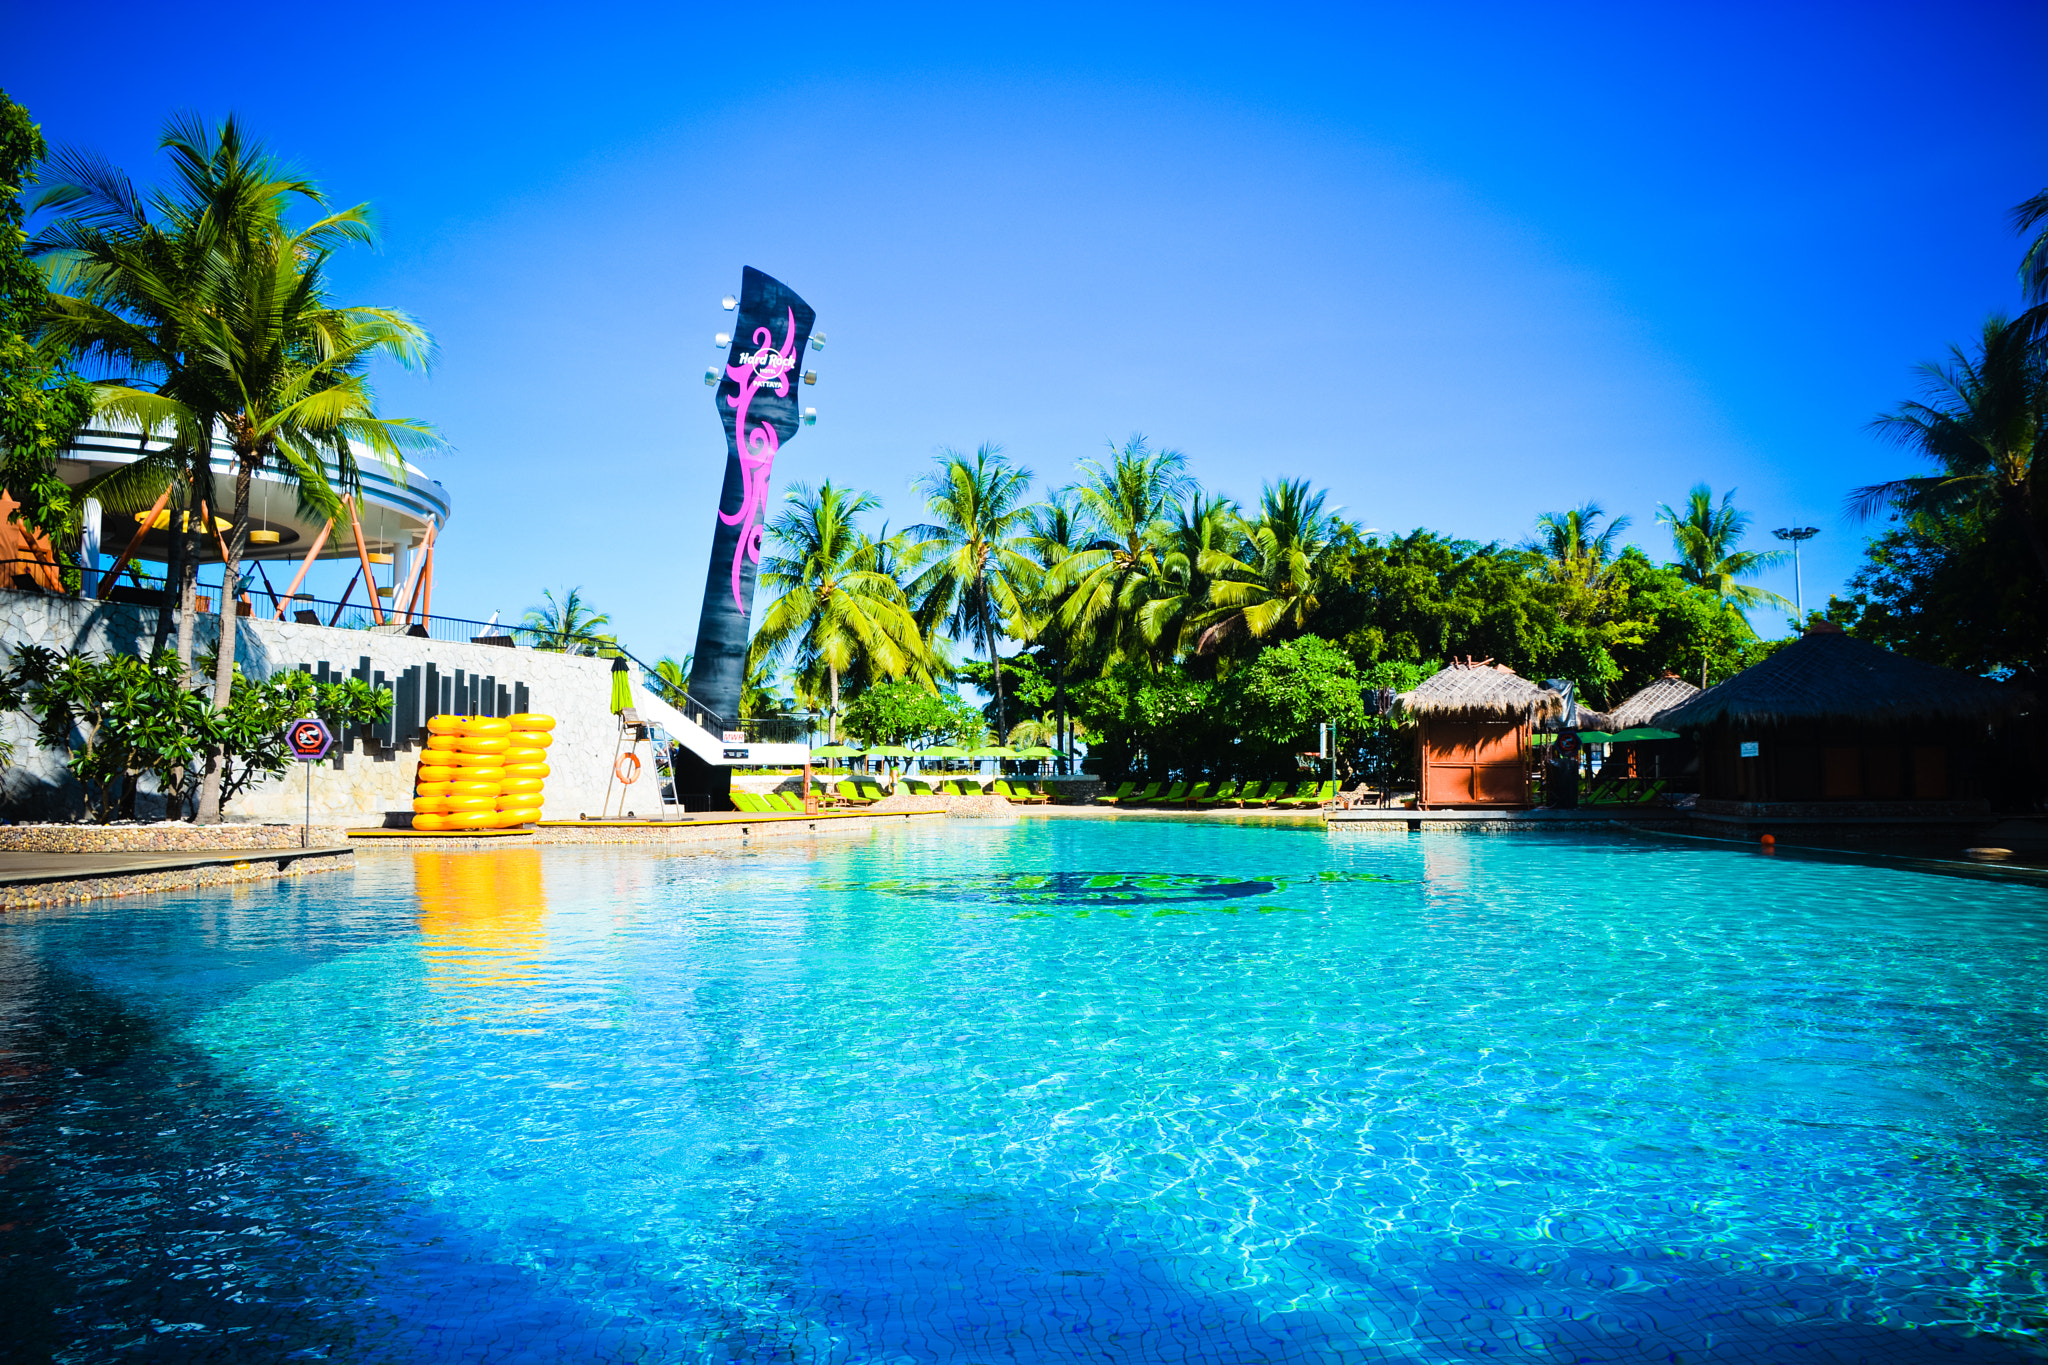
[616,753,641,784]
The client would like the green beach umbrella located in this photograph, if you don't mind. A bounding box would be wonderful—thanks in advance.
[1015,745,1057,759]
[812,743,862,758]
[920,744,968,760]
[1606,727,1680,743]
[967,745,1018,759]
[608,658,632,714]
[1575,731,1615,744]
[866,744,915,758]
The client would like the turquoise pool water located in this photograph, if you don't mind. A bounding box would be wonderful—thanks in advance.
[2,821,2045,1363]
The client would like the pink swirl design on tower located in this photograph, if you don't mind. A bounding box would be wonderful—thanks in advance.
[717,308,799,612]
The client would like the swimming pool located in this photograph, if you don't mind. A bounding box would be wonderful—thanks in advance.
[2,821,2044,1362]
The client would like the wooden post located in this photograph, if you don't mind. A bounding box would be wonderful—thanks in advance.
[418,539,435,622]
[343,496,383,625]
[394,516,437,625]
[96,487,174,598]
[273,517,334,619]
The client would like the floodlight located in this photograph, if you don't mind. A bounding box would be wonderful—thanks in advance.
[703,368,718,386]
[714,332,731,348]
[803,407,817,426]
[803,370,817,385]
[809,332,826,351]
[720,295,737,310]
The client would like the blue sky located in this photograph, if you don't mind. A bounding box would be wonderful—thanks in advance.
[8,1,2044,667]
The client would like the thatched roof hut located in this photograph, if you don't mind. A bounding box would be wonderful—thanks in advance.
[1660,624,2032,808]
[1607,674,1700,730]
[1398,663,1559,808]
[1660,628,2029,731]
[1396,663,1564,722]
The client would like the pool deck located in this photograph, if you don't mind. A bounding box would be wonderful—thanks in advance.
[0,844,355,910]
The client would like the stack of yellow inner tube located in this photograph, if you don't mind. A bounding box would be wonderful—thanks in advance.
[410,713,556,831]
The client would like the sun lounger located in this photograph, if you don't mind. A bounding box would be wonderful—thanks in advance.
[1244,781,1296,808]
[902,778,935,796]
[1095,781,1137,806]
[1182,782,1213,806]
[1117,782,1164,807]
[835,780,878,806]
[1276,780,1337,809]
[991,780,1050,804]
[1142,781,1188,806]
[1197,779,1241,807]
[943,779,984,796]
[1232,781,1267,807]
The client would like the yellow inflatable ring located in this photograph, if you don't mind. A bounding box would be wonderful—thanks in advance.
[448,810,496,830]
[416,781,458,797]
[448,780,500,796]
[515,731,555,749]
[500,809,543,826]
[501,774,544,790]
[507,714,556,732]
[501,747,548,765]
[426,715,465,735]
[417,765,462,785]
[443,796,496,813]
[412,795,456,813]
[446,750,505,768]
[502,762,550,780]
[411,812,453,831]
[459,717,513,736]
[455,735,511,754]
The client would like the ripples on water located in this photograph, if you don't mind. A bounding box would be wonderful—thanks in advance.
[1,822,2044,1362]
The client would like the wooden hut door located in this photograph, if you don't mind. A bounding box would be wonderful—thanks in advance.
[1422,720,1529,806]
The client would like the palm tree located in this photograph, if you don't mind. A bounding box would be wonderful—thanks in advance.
[1192,480,1346,653]
[904,443,1038,738]
[1852,315,2046,584]
[1135,490,1238,659]
[1655,484,1790,611]
[1529,502,1631,587]
[1014,490,1097,771]
[36,115,437,822]
[750,482,926,739]
[1046,435,1191,666]
[2015,187,2048,340]
[647,654,693,707]
[522,586,617,654]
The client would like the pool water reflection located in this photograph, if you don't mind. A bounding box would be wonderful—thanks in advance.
[2,821,2044,1362]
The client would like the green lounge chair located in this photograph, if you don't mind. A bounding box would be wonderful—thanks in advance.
[1142,781,1188,806]
[730,792,767,812]
[834,780,877,806]
[991,779,1049,804]
[1197,779,1240,807]
[1117,782,1164,807]
[1094,781,1137,806]
[1182,782,1213,807]
[854,779,888,802]
[902,778,936,796]
[1277,780,1337,809]
[1231,780,1267,807]
[1248,782,1297,808]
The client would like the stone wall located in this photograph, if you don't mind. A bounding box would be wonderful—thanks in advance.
[0,591,677,828]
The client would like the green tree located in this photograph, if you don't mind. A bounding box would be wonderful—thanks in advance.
[0,90,92,560]
[904,442,1038,738]
[750,481,927,738]
[1134,490,1236,662]
[1852,315,2046,586]
[521,586,617,654]
[1223,634,1366,764]
[1069,659,1219,781]
[840,679,980,749]
[2014,186,2047,340]
[647,654,693,707]
[1013,489,1097,770]
[1655,483,1790,612]
[1047,435,1190,666]
[1194,479,1350,654]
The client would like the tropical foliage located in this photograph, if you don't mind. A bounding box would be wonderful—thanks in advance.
[521,586,618,655]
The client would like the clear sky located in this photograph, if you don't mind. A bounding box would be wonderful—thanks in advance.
[7,1,2044,666]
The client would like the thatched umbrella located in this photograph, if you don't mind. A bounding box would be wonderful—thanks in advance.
[1395,663,1565,722]
[1660,626,2030,730]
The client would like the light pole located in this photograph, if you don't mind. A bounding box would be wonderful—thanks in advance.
[1773,526,1819,622]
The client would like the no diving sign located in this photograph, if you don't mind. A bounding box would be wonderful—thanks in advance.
[287,717,334,763]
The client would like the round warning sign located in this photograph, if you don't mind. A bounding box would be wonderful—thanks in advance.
[287,716,334,762]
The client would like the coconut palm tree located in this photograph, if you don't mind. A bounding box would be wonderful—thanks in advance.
[36,114,437,821]
[522,586,617,654]
[1014,490,1097,771]
[1191,480,1345,653]
[903,443,1039,738]
[1135,490,1238,659]
[750,482,927,740]
[1046,435,1191,666]
[1852,315,2046,584]
[1529,502,1630,586]
[1655,484,1790,612]
[2015,187,2048,340]
[647,654,694,707]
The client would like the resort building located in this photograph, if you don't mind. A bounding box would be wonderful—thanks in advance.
[1397,662,1562,809]
[1660,622,2033,832]
[1599,671,1701,787]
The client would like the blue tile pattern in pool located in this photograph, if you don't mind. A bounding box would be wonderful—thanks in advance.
[1,821,2045,1362]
